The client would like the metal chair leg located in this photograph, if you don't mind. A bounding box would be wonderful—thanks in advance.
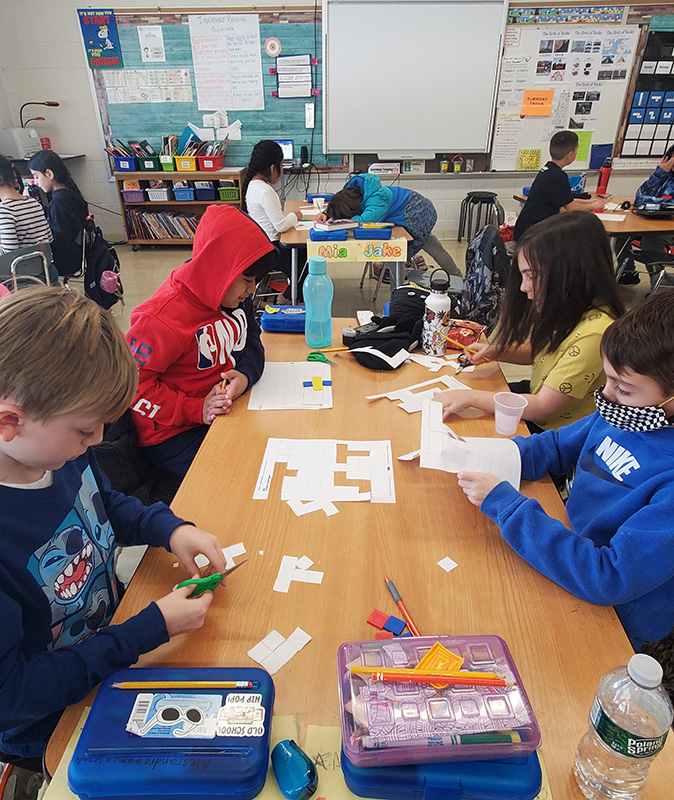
[652,268,668,293]
[360,262,371,289]
[371,264,386,303]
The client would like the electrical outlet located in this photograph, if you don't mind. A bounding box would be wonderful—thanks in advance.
[305,103,315,129]
[202,114,215,127]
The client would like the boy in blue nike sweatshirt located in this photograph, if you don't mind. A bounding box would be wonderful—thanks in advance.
[0,287,227,767]
[456,292,674,650]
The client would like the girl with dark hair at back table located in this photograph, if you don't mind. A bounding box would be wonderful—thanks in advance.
[28,150,88,277]
[0,155,52,255]
[434,211,625,431]
[243,139,305,300]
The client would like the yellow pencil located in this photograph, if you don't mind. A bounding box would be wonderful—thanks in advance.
[315,346,349,353]
[111,680,256,690]
[350,666,503,680]
[436,331,491,361]
[222,377,230,389]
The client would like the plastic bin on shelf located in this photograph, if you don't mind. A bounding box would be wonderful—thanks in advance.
[218,187,239,201]
[197,154,226,171]
[175,156,198,171]
[173,187,196,201]
[138,156,161,171]
[121,189,145,203]
[159,155,175,171]
[195,188,216,201]
[113,156,138,172]
[147,188,173,202]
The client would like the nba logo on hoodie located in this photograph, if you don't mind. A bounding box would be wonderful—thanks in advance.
[195,324,218,369]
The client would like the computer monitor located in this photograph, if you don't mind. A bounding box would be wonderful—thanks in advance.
[275,139,294,165]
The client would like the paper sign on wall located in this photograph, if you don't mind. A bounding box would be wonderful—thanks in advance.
[522,90,554,115]
[517,148,541,170]
[575,130,593,161]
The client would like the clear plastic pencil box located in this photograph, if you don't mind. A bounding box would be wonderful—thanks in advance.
[337,634,541,767]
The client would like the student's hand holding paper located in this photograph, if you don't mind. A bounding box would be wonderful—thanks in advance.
[155,584,214,637]
[457,471,502,507]
[202,379,232,424]
[433,388,493,418]
[169,524,228,576]
[221,369,249,401]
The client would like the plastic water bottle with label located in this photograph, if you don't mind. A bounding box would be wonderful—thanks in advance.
[304,255,334,348]
[573,653,673,800]
[421,269,452,356]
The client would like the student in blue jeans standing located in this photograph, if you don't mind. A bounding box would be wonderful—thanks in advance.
[325,173,461,276]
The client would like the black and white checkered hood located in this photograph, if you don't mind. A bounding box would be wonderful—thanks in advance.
[594,388,671,432]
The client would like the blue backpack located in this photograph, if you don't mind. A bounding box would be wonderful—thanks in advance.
[460,225,510,333]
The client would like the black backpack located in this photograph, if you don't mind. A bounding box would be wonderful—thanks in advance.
[460,225,510,333]
[83,218,123,310]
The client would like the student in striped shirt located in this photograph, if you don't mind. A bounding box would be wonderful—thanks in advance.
[0,156,52,255]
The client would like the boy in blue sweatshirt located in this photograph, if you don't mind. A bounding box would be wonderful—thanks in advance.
[455,292,674,651]
[0,287,227,768]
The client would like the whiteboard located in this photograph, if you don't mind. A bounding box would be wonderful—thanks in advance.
[491,25,639,171]
[323,0,507,154]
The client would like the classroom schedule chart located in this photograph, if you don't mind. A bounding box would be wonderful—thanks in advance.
[46,321,674,798]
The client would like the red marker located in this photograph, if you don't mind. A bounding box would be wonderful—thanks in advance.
[384,575,421,636]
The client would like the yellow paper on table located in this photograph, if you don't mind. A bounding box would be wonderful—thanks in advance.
[43,708,90,800]
[575,131,593,162]
[517,149,542,171]
[305,725,378,800]
[522,90,554,116]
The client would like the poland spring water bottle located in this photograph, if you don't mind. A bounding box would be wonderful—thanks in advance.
[421,269,452,356]
[573,653,673,800]
[304,255,334,349]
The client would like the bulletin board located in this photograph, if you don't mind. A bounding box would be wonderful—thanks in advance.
[90,9,346,169]
[491,23,640,171]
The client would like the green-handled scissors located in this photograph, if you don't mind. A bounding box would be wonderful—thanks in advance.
[307,351,338,366]
[176,558,247,597]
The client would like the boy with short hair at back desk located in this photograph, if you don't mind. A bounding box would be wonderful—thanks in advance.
[455,292,674,652]
[513,130,605,241]
[0,287,227,770]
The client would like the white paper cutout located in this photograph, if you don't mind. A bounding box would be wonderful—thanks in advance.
[247,627,312,674]
[248,362,332,410]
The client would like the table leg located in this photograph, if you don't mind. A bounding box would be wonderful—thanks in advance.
[389,261,405,299]
[290,248,298,305]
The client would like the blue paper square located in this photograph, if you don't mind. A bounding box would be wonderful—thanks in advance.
[382,615,406,635]
[649,92,664,107]
[630,108,645,124]
[661,109,674,124]
[646,108,660,124]
[665,92,674,108]
[634,91,649,107]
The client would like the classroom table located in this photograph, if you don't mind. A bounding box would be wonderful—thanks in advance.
[279,201,412,304]
[45,322,674,798]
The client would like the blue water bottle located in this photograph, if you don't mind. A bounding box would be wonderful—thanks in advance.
[304,256,333,348]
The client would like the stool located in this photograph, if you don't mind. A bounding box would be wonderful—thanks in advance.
[458,191,504,242]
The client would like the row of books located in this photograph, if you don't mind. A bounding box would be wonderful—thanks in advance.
[125,209,200,241]
[106,139,156,159]
[313,219,394,231]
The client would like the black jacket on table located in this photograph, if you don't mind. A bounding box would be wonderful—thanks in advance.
[47,188,88,276]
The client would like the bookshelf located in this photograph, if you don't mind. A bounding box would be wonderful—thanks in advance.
[114,167,246,248]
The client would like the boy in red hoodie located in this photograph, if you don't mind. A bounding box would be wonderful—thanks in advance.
[126,205,275,477]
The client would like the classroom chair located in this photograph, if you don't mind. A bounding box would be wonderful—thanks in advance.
[615,243,674,292]
[0,242,57,291]
[458,192,504,243]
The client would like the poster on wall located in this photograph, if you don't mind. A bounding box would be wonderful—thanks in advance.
[188,14,265,111]
[78,9,123,69]
[138,25,166,63]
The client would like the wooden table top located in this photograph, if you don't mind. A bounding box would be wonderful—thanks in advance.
[279,200,412,246]
[512,193,674,236]
[46,322,674,797]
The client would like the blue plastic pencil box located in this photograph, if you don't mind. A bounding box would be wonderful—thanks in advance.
[68,667,274,800]
[353,227,392,240]
[309,229,349,241]
[260,305,306,333]
[342,749,543,800]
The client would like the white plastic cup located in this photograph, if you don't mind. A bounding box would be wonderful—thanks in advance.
[494,392,528,436]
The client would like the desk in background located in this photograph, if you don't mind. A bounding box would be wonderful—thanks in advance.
[280,201,411,304]
[46,322,674,797]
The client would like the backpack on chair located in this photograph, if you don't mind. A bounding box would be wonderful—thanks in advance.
[83,216,123,310]
[459,224,510,333]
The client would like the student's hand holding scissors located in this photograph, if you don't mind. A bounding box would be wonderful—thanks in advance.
[457,471,502,507]
[155,584,214,637]
[465,342,493,365]
[169,524,228,577]
[220,369,248,401]
[202,378,232,424]
[433,389,491,419]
